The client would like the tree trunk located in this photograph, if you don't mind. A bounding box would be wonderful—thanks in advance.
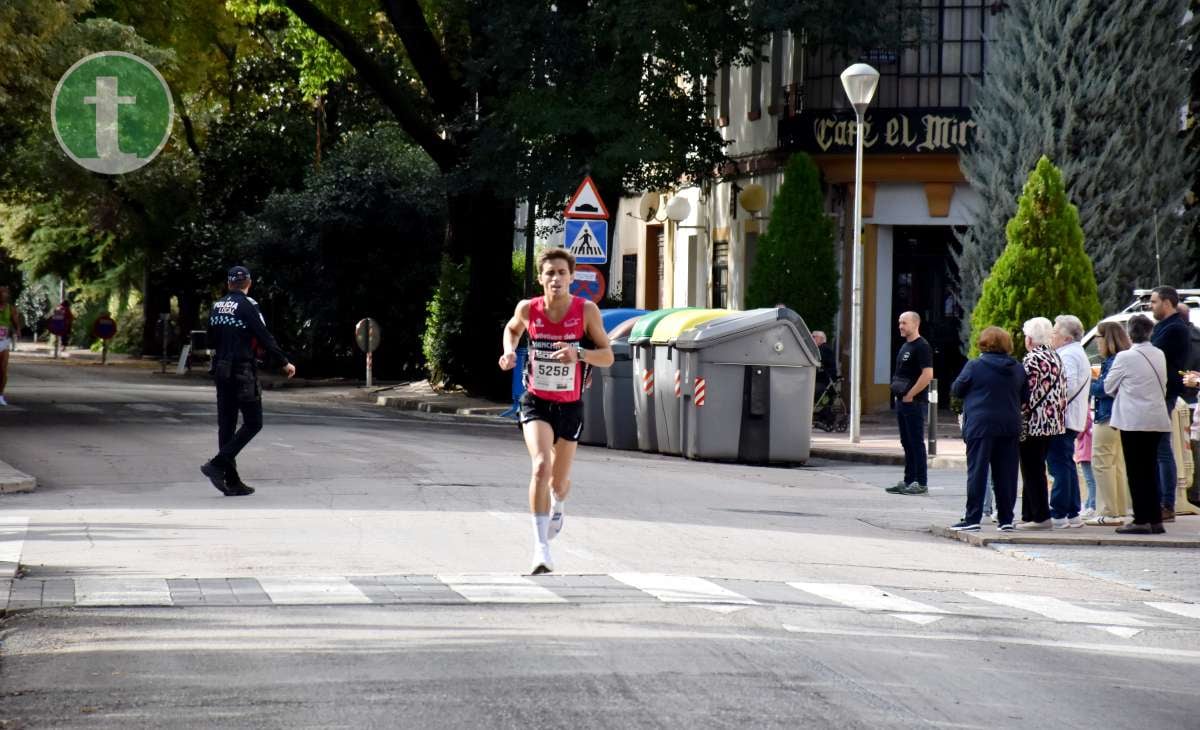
[445,188,515,398]
[141,266,171,357]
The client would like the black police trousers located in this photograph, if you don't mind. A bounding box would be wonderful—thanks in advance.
[214,368,263,468]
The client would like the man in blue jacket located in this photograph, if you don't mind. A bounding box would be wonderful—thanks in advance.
[1150,287,1191,521]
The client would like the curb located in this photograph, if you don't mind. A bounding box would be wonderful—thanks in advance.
[0,463,36,494]
[930,524,1200,549]
[376,395,512,420]
[809,448,965,469]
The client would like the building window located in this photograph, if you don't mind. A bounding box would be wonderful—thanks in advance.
[769,31,784,115]
[799,0,988,111]
[718,65,731,127]
[712,241,729,308]
[621,255,637,307]
[748,45,763,121]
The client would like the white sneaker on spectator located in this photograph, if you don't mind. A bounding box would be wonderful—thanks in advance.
[1068,515,1084,528]
[0,395,7,406]
[1051,517,1070,529]
[983,512,997,524]
[1080,508,1096,520]
[1016,519,1052,531]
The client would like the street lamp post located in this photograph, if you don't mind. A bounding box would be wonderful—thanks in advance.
[840,63,879,444]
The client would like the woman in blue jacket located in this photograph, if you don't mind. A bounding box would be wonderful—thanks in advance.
[1087,321,1132,525]
[949,326,1030,531]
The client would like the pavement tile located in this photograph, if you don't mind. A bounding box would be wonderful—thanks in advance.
[226,577,272,605]
[40,579,75,606]
[167,579,207,605]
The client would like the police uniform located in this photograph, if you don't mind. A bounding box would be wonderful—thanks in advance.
[200,266,290,496]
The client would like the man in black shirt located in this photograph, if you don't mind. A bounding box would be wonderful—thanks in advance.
[200,266,296,496]
[886,311,934,495]
[1150,287,1190,520]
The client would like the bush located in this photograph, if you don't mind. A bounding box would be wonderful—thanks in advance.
[969,156,1102,358]
[746,153,839,333]
[422,255,472,389]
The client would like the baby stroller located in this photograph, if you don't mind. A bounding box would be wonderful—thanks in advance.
[813,376,849,432]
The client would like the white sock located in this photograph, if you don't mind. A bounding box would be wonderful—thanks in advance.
[532,513,550,549]
[551,493,565,515]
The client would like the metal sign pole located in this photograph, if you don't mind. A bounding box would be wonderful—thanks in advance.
[102,339,108,365]
[365,319,373,388]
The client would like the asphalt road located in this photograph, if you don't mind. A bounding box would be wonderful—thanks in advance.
[1,360,1198,729]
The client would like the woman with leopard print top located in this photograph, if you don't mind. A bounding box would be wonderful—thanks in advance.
[1016,317,1067,529]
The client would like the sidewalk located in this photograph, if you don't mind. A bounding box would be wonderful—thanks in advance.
[371,381,967,467]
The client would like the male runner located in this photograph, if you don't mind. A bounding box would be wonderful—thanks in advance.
[499,248,613,574]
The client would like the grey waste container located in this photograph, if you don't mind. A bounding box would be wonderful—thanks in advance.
[578,367,607,445]
[649,309,729,455]
[601,338,637,449]
[677,307,820,464]
[629,308,686,452]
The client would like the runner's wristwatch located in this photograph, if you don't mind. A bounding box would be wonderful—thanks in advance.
[575,344,585,362]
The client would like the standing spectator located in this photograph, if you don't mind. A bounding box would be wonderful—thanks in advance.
[1149,287,1190,522]
[1075,411,1097,518]
[1088,321,1132,525]
[949,326,1028,531]
[886,311,934,496]
[1178,304,1200,505]
[1048,315,1091,528]
[0,285,20,407]
[1016,317,1067,530]
[1105,314,1172,534]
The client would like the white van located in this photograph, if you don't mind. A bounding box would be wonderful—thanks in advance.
[1081,289,1200,366]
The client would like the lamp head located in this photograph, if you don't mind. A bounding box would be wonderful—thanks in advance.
[840,63,880,114]
[665,196,692,223]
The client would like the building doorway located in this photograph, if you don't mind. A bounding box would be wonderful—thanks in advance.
[890,226,966,408]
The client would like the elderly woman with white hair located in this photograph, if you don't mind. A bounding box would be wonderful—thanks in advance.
[1049,314,1092,527]
[1016,317,1068,530]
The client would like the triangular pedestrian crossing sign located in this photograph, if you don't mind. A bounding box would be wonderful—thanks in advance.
[564,176,609,219]
[567,220,605,259]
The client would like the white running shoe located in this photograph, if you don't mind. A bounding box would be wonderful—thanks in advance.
[1016,519,1052,531]
[1080,508,1096,520]
[0,395,7,406]
[548,495,564,541]
[1068,515,1084,528]
[530,545,553,575]
[1051,517,1070,530]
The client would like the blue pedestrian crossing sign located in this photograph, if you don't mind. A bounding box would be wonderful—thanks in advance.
[564,218,608,264]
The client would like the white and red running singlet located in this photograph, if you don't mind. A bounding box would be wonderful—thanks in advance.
[525,295,586,402]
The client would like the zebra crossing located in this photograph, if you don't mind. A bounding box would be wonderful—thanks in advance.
[4,572,1200,636]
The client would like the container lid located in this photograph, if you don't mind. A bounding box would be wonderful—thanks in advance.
[600,308,647,334]
[675,307,819,365]
[628,307,688,343]
[610,338,632,359]
[606,316,642,340]
[649,309,730,344]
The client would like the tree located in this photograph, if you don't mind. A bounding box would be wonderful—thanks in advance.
[957,0,1196,338]
[243,0,909,394]
[745,153,839,332]
[969,156,1102,359]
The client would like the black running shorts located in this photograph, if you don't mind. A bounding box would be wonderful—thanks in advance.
[518,392,584,443]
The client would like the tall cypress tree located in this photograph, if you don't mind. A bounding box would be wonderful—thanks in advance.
[970,156,1102,358]
[957,0,1195,339]
[746,153,839,333]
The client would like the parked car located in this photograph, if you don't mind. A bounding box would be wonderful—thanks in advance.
[1081,289,1200,365]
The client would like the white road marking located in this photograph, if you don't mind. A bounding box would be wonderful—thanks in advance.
[271,442,295,449]
[257,576,372,605]
[780,625,1200,661]
[0,517,29,576]
[75,578,172,606]
[1146,602,1200,620]
[611,573,757,606]
[437,574,567,603]
[968,591,1149,637]
[344,457,370,464]
[788,582,949,625]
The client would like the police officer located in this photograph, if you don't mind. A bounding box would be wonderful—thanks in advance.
[200,266,295,496]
